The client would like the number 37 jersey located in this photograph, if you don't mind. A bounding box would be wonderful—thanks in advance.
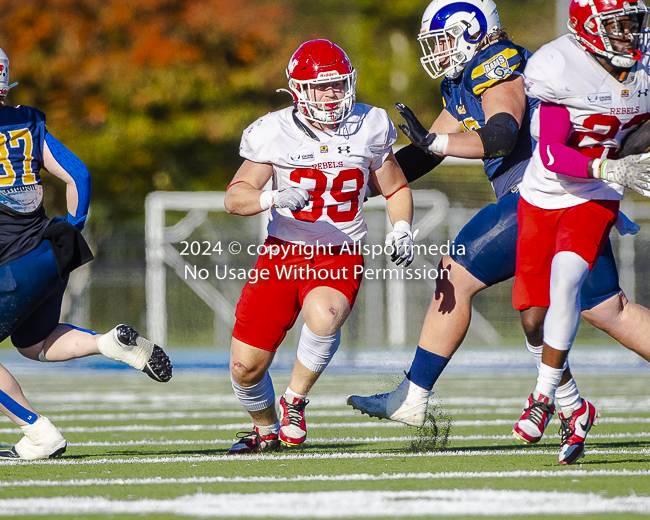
[521,34,650,209]
[239,104,397,246]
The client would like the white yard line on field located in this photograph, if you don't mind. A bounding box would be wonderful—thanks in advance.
[2,468,650,489]
[4,403,650,422]
[1,489,650,517]
[0,448,648,466]
[0,416,647,435]
[0,410,354,423]
[63,430,650,448]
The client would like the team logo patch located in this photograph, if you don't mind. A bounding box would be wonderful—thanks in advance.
[338,146,351,154]
[622,90,631,98]
[587,92,612,104]
[289,150,315,163]
[320,145,329,153]
[482,53,512,81]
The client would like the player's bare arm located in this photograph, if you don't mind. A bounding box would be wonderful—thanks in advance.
[224,160,274,216]
[371,150,413,226]
[397,76,526,160]
[372,150,415,266]
[226,160,311,216]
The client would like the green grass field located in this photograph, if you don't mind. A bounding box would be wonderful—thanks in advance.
[0,350,649,519]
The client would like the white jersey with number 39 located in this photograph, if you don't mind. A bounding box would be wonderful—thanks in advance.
[240,104,397,245]
[521,34,650,209]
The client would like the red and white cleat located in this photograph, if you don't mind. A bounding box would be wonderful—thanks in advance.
[512,393,556,444]
[558,399,599,465]
[226,427,279,455]
[279,395,309,447]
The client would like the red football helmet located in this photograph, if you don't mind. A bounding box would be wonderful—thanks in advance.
[285,40,356,125]
[568,0,649,68]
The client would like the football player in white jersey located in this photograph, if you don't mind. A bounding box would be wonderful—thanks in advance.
[347,0,650,460]
[513,0,650,465]
[224,39,415,454]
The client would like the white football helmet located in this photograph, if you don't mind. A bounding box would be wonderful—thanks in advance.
[0,47,18,96]
[418,0,500,80]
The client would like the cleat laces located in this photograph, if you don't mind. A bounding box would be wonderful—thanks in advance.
[235,430,261,449]
[286,398,309,427]
[559,416,574,445]
[525,399,554,427]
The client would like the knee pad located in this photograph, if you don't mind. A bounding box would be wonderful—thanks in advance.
[230,371,275,412]
[296,324,341,373]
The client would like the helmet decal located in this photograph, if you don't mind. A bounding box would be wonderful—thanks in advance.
[427,2,489,44]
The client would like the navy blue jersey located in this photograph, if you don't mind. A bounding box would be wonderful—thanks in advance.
[0,105,49,266]
[441,40,540,199]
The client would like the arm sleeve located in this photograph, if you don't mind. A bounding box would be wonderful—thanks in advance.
[538,102,591,179]
[44,132,92,229]
[395,144,444,182]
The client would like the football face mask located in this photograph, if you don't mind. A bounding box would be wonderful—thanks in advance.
[569,0,650,69]
[286,40,357,126]
[0,47,18,97]
[418,0,500,80]
[289,73,356,125]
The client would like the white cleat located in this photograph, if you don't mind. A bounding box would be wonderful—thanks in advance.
[0,416,67,460]
[346,377,430,427]
[98,324,172,382]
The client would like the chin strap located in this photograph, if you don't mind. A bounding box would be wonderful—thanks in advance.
[291,108,320,142]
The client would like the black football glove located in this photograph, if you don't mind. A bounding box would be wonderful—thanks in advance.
[395,102,437,154]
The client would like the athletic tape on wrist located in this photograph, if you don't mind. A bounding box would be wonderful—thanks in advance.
[592,159,604,179]
[427,134,449,155]
[259,191,274,211]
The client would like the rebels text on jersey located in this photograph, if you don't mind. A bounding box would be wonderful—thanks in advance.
[239,104,397,246]
[521,34,650,209]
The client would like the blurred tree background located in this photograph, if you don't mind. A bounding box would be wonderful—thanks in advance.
[0,1,570,342]
[1,0,556,228]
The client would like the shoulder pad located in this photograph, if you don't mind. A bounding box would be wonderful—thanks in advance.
[348,104,397,148]
[239,111,284,163]
[523,42,567,103]
[16,105,46,123]
[469,41,526,96]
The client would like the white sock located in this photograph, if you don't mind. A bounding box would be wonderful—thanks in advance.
[285,387,307,401]
[230,371,275,412]
[526,339,543,370]
[534,363,563,402]
[257,421,280,436]
[555,379,582,413]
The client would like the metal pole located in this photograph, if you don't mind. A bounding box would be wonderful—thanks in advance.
[557,0,572,37]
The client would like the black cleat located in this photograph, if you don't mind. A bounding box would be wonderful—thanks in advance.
[116,325,173,383]
[0,446,20,459]
[143,345,173,383]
